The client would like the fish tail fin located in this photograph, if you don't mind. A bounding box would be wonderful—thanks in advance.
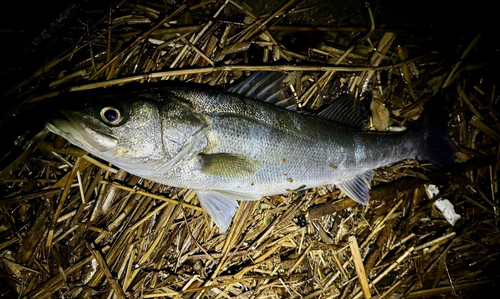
[416,95,457,167]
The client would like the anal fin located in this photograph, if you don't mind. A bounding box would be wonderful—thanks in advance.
[337,170,374,205]
[195,190,261,233]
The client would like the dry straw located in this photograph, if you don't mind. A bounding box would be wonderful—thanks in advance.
[1,1,498,298]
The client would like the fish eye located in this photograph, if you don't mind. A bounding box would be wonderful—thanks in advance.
[100,107,122,125]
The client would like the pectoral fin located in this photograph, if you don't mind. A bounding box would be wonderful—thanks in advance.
[195,190,261,233]
[337,170,374,205]
[200,153,262,178]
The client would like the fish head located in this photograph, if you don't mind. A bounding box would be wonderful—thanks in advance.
[47,91,209,176]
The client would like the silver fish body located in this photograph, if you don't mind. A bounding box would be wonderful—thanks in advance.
[47,75,453,232]
[149,88,420,194]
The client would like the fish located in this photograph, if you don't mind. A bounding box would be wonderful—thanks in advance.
[46,72,456,232]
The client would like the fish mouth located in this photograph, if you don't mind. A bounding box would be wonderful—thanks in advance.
[46,110,118,152]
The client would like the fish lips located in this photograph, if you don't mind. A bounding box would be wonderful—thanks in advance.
[47,109,118,153]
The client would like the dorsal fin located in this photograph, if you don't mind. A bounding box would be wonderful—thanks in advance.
[228,72,296,110]
[316,94,367,128]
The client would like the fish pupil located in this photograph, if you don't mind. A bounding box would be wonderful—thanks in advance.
[100,106,122,125]
[104,109,117,122]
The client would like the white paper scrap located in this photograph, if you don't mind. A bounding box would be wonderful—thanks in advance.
[425,184,440,198]
[434,198,461,226]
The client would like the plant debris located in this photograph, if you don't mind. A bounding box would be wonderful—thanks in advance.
[1,1,499,298]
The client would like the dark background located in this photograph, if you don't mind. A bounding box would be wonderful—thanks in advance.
[0,0,497,68]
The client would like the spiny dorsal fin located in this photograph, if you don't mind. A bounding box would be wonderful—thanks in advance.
[228,72,296,110]
[337,170,374,205]
[200,153,262,178]
[317,94,367,129]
